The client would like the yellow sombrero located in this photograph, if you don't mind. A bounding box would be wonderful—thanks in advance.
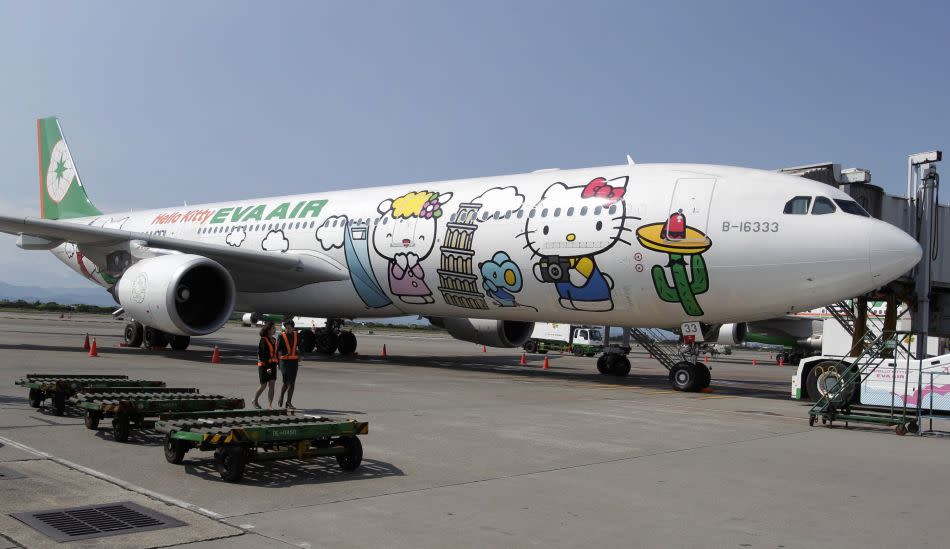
[636,222,711,255]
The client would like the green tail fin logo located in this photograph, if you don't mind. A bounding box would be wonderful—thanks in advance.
[37,116,101,220]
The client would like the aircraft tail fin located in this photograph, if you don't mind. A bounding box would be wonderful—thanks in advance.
[37,116,102,219]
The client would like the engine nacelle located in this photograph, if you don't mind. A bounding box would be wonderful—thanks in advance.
[116,254,236,336]
[709,322,747,345]
[430,317,534,348]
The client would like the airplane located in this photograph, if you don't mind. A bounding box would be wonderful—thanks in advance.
[0,117,922,391]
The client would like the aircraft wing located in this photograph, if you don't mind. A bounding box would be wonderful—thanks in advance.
[0,215,349,291]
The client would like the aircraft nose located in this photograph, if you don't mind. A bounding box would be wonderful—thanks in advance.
[869,221,922,285]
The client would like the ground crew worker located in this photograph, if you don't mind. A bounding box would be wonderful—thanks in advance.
[277,318,300,409]
[253,321,278,408]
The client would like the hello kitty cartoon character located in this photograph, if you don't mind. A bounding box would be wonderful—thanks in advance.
[524,176,633,312]
[373,190,453,304]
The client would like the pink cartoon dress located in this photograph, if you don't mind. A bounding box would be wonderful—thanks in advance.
[389,259,433,302]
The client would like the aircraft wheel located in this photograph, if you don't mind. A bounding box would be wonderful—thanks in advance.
[524,340,537,354]
[297,328,316,353]
[605,354,631,376]
[596,355,608,374]
[124,322,143,347]
[337,331,357,355]
[144,326,168,348]
[694,362,711,388]
[314,330,337,354]
[669,361,703,392]
[169,335,190,351]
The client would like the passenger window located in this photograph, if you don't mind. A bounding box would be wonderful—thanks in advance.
[481,211,490,222]
[529,209,536,218]
[554,208,561,217]
[450,213,457,222]
[783,196,811,215]
[834,199,870,217]
[812,197,836,215]
[608,205,617,215]
[580,206,588,216]
[567,207,574,216]
[493,211,500,220]
[594,206,602,216]
[541,208,549,218]
[516,210,524,219]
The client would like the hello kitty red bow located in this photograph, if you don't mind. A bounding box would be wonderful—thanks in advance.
[581,177,625,205]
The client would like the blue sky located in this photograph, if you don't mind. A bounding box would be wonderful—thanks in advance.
[0,1,947,289]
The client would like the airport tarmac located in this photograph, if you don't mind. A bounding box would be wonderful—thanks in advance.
[1,312,949,548]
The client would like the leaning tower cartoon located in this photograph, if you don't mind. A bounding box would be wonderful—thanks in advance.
[437,202,489,309]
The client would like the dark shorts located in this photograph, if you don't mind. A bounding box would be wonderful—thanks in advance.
[280,360,299,384]
[258,364,277,384]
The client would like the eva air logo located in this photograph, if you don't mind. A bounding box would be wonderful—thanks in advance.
[46,140,76,203]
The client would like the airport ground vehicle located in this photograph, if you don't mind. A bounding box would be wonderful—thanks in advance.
[155,409,368,482]
[15,374,166,416]
[523,323,602,356]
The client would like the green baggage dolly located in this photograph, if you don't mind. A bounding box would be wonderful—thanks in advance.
[70,387,245,442]
[14,374,166,416]
[155,409,369,482]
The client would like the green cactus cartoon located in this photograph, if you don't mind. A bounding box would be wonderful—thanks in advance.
[651,253,709,316]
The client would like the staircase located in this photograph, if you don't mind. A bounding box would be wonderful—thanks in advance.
[628,328,688,371]
[808,331,920,435]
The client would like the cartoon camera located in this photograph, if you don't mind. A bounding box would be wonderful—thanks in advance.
[538,255,571,283]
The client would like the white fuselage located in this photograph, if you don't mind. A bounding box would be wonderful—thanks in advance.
[50,163,920,329]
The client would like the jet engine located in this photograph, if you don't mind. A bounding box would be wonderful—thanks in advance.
[708,323,747,345]
[116,254,236,336]
[429,317,534,348]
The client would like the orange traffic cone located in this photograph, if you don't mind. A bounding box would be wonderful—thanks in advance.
[704,355,709,364]
[381,344,388,358]
[778,356,784,367]
[82,334,90,350]
[648,352,653,359]
[211,346,221,364]
[482,345,487,353]
[88,338,98,357]
[752,358,757,366]
[520,353,527,365]
[542,356,550,370]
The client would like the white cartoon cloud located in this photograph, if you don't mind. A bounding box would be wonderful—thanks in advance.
[226,228,247,247]
[262,230,289,253]
[472,186,525,219]
[63,242,76,258]
[316,216,347,250]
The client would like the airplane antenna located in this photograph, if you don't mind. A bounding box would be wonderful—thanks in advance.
[626,155,635,166]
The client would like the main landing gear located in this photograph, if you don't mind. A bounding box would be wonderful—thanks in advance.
[296,318,358,356]
[123,321,190,351]
[605,326,712,392]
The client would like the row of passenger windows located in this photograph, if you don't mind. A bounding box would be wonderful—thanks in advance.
[192,203,623,233]
[783,196,870,217]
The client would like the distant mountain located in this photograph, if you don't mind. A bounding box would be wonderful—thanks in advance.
[0,281,116,307]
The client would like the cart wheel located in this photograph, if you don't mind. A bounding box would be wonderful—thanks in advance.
[84,410,101,430]
[52,392,66,416]
[163,434,187,464]
[215,446,247,482]
[28,389,42,408]
[906,421,919,434]
[808,415,816,427]
[336,435,363,471]
[895,424,907,436]
[112,414,131,443]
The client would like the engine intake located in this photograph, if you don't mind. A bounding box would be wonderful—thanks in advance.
[116,254,236,336]
[429,317,534,348]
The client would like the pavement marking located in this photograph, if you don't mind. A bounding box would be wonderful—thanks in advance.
[696,395,737,400]
[0,434,223,520]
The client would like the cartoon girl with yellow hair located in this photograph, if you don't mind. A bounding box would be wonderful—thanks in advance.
[373,190,453,304]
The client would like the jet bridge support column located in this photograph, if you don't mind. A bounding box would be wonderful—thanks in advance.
[912,160,939,356]
[850,297,869,357]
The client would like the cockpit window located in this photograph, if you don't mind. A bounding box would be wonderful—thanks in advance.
[811,197,836,215]
[834,199,870,217]
[783,196,811,215]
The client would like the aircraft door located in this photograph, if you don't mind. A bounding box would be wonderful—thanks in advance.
[667,178,716,237]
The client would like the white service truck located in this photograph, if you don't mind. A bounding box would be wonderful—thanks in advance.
[523,323,603,357]
[791,319,949,412]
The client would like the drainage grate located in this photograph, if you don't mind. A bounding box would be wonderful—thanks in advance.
[0,466,25,480]
[11,501,185,542]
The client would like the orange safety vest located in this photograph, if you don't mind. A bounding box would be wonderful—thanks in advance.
[258,337,278,367]
[280,331,299,360]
